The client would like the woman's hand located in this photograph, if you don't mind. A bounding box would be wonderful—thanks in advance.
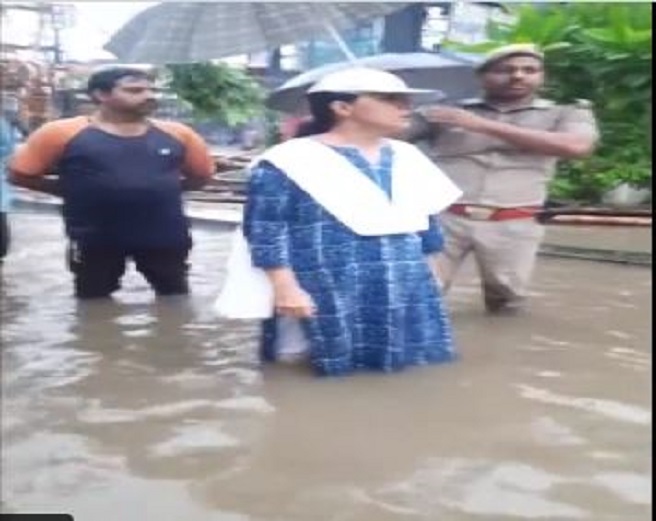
[273,283,316,318]
[265,268,316,318]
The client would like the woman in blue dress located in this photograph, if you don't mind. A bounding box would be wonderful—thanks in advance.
[220,68,462,377]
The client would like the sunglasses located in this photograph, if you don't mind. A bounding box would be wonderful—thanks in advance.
[360,92,411,104]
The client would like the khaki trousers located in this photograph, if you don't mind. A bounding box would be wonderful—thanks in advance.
[437,214,545,312]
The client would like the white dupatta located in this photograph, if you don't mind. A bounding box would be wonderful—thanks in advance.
[214,138,462,319]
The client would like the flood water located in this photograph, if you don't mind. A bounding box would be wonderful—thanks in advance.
[1,210,651,521]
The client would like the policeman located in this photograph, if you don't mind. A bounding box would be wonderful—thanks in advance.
[409,43,599,314]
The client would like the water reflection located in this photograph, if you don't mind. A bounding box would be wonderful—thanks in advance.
[1,212,651,520]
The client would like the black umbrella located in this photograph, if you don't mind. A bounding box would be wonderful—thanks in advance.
[267,52,480,113]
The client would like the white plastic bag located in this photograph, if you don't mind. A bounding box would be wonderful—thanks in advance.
[213,229,274,319]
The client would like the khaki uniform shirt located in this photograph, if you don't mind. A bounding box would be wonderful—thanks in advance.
[412,98,599,207]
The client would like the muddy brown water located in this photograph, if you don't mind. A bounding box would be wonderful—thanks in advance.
[1,211,651,521]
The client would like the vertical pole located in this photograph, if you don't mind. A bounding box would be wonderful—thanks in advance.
[53,28,62,64]
[322,21,357,62]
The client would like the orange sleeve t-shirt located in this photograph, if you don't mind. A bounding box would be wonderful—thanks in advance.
[11,117,214,179]
[10,117,215,248]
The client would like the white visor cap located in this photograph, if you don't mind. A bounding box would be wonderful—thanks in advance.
[307,67,434,96]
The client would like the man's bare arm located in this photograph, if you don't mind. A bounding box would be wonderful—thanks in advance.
[9,170,62,197]
[180,176,209,192]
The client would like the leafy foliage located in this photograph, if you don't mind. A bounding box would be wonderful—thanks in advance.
[445,3,652,203]
[166,62,265,127]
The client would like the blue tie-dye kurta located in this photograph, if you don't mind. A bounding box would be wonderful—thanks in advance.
[243,144,456,376]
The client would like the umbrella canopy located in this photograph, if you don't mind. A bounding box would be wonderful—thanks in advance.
[266,52,481,113]
[104,2,407,64]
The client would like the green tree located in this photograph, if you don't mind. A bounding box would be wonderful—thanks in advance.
[445,3,652,203]
[166,62,265,127]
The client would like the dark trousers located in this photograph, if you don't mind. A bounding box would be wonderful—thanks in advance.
[0,212,9,261]
[67,242,191,299]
